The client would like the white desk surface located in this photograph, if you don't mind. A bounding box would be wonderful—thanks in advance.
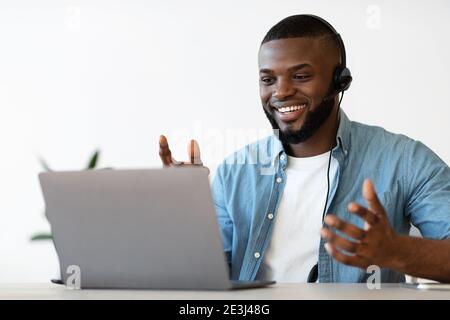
[1,283,449,300]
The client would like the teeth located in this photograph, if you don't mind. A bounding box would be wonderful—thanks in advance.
[276,104,306,113]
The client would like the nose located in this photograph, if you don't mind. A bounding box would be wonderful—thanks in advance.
[273,78,295,100]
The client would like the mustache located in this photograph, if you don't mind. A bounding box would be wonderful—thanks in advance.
[263,97,335,144]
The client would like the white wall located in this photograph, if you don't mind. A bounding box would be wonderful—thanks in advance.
[0,0,449,282]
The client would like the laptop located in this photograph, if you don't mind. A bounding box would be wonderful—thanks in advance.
[39,167,275,290]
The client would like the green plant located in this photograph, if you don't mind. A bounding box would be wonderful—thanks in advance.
[30,150,100,241]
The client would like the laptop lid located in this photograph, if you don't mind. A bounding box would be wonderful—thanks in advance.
[39,168,233,290]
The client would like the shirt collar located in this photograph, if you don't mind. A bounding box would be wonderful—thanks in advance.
[271,108,351,161]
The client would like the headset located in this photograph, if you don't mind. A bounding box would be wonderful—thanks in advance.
[298,14,352,283]
[303,14,353,95]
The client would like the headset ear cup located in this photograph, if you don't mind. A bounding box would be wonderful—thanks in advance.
[334,67,352,92]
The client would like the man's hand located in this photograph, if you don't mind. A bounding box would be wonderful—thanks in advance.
[159,135,209,173]
[320,179,400,269]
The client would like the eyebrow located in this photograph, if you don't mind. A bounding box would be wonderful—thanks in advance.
[259,63,312,74]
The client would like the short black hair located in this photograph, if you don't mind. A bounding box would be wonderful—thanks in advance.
[261,14,342,63]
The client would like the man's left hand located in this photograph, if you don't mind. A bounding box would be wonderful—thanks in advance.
[320,179,401,269]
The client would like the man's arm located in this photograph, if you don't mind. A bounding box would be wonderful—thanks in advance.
[388,235,450,283]
[320,179,450,283]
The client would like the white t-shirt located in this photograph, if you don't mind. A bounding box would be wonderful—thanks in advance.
[258,151,338,282]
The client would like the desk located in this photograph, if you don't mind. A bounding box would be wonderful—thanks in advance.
[0,283,449,300]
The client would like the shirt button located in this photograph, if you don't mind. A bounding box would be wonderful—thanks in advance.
[254,252,261,259]
[280,155,285,161]
[267,213,274,220]
[276,177,282,183]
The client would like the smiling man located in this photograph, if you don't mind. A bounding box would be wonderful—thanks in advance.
[159,14,450,283]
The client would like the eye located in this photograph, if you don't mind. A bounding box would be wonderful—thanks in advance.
[260,77,275,85]
[293,74,311,80]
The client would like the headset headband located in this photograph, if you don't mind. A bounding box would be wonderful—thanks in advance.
[302,14,347,68]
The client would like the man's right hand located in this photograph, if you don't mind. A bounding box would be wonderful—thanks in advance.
[159,135,209,173]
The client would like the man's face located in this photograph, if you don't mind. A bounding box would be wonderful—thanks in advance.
[259,37,338,144]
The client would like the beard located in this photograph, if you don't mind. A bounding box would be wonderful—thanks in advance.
[264,96,335,145]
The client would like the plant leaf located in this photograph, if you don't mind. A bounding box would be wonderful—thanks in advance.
[38,157,53,172]
[87,150,100,169]
[30,233,53,241]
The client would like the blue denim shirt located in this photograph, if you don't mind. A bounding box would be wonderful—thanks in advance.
[211,109,450,283]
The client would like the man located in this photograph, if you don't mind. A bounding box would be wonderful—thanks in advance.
[159,15,450,283]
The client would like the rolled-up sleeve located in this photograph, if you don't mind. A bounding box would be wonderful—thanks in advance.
[405,140,450,239]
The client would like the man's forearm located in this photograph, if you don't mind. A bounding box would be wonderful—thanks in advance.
[387,235,450,283]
